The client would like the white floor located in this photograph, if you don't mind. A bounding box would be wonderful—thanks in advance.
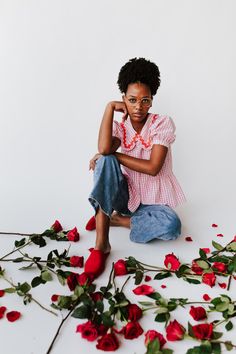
[1,199,236,354]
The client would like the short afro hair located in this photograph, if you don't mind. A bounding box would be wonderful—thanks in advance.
[117,57,161,96]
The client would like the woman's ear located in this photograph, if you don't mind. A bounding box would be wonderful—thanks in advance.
[122,94,125,102]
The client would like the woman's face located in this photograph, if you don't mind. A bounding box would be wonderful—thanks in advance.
[123,82,152,124]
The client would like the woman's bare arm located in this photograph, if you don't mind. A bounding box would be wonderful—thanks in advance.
[98,101,127,155]
[114,144,168,176]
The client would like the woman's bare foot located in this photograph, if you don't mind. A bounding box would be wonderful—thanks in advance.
[110,212,131,228]
[94,241,111,254]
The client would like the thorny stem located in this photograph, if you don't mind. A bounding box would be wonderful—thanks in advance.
[46,304,78,354]
[2,276,57,317]
[227,274,232,291]
[121,276,131,293]
[0,239,32,261]
[0,232,33,236]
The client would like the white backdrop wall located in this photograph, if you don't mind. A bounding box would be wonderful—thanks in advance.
[0,0,236,234]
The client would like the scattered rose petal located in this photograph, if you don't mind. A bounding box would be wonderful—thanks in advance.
[133,285,154,296]
[0,290,5,297]
[144,275,152,282]
[212,224,218,228]
[185,236,193,242]
[0,306,7,319]
[218,282,227,289]
[6,311,21,322]
[51,294,59,302]
[217,233,224,237]
[201,248,211,254]
[161,285,167,289]
[234,276,236,280]
[203,294,211,301]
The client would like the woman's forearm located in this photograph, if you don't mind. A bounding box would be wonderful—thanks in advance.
[98,102,114,155]
[114,152,156,176]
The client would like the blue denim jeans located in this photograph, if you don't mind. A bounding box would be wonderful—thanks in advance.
[88,155,181,243]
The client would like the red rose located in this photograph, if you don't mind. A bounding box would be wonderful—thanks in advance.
[145,330,166,349]
[202,272,216,287]
[166,320,186,341]
[114,259,128,276]
[96,332,119,351]
[0,290,5,297]
[76,321,99,341]
[203,294,211,301]
[164,253,181,271]
[192,323,213,340]
[212,262,227,273]
[133,285,154,296]
[191,261,204,275]
[0,306,7,319]
[189,306,207,321]
[144,275,151,282]
[201,248,211,254]
[119,321,143,339]
[127,304,143,321]
[66,227,80,242]
[77,272,93,286]
[67,272,79,291]
[90,291,103,302]
[70,256,84,268]
[212,223,218,228]
[51,294,59,302]
[6,311,21,322]
[51,220,63,233]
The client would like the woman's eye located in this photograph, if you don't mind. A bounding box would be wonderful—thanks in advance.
[129,99,136,103]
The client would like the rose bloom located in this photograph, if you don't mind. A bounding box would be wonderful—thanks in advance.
[0,290,5,297]
[6,311,21,322]
[189,306,207,321]
[51,220,63,233]
[133,285,154,296]
[202,272,216,287]
[0,306,7,319]
[77,272,93,286]
[212,262,227,273]
[166,320,186,341]
[192,323,213,340]
[164,253,181,271]
[66,227,80,242]
[127,304,143,321]
[145,330,166,349]
[114,259,128,276]
[76,321,99,341]
[201,248,211,254]
[119,321,144,339]
[191,261,204,275]
[67,272,79,291]
[96,332,119,351]
[90,291,103,302]
[70,256,84,268]
[51,294,59,302]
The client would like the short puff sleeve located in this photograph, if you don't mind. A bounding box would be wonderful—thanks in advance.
[112,120,122,141]
[150,115,176,147]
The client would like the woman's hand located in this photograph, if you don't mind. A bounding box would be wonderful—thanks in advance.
[89,153,102,171]
[109,101,128,122]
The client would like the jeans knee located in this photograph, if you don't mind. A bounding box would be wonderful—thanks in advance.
[96,154,117,167]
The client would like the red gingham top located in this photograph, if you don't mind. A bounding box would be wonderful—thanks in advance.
[112,113,186,212]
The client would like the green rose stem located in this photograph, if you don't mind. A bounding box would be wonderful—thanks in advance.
[0,239,32,261]
[16,249,58,276]
[227,274,232,291]
[2,275,57,316]
[0,231,32,236]
[46,303,78,354]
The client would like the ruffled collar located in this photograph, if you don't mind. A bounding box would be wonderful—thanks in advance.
[120,113,158,149]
